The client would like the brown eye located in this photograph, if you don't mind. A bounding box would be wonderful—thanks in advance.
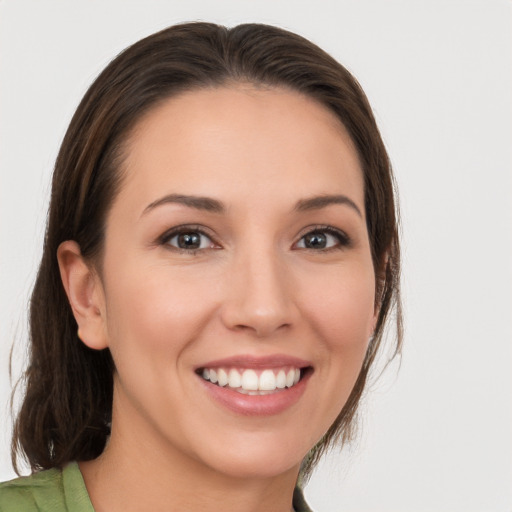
[166,231,214,251]
[302,232,328,249]
[295,228,350,250]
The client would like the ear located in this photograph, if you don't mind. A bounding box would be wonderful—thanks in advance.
[57,240,109,350]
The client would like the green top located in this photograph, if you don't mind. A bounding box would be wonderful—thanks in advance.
[0,462,313,511]
[0,462,93,512]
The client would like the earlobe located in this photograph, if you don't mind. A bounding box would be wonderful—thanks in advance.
[57,240,109,350]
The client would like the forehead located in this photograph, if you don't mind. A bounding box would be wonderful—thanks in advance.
[115,85,364,214]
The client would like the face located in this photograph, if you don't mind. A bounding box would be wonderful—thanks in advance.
[94,86,376,479]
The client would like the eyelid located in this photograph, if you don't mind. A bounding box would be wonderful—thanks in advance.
[155,223,351,253]
[157,224,221,251]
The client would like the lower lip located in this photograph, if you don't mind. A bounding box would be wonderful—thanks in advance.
[198,372,311,416]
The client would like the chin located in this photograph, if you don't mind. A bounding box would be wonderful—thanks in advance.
[209,454,302,481]
[194,432,310,480]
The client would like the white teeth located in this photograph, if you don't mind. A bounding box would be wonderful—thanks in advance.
[241,369,259,391]
[285,369,295,388]
[217,368,228,387]
[228,369,241,388]
[276,370,286,389]
[259,369,276,391]
[200,366,304,392]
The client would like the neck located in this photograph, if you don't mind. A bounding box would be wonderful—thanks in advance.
[79,410,300,512]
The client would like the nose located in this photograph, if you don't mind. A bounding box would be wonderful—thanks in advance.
[220,245,297,338]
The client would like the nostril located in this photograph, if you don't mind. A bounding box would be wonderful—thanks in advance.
[231,321,292,338]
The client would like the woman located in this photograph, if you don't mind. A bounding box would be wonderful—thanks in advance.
[1,22,401,511]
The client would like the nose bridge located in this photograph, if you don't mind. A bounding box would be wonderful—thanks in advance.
[222,234,295,337]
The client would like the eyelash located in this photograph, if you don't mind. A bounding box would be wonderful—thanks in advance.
[158,225,218,255]
[157,224,351,254]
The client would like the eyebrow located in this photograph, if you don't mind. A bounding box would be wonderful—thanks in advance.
[142,194,225,216]
[142,193,362,217]
[294,194,362,217]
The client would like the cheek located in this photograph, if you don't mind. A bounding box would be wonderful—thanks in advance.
[289,264,376,445]
[305,264,376,349]
[102,262,220,360]
[303,263,375,394]
[101,264,223,425]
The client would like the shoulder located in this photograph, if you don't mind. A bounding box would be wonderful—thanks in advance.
[0,466,64,511]
[0,462,93,512]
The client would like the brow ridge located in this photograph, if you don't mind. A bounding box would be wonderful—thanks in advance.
[142,193,362,217]
[294,194,362,217]
[142,194,225,216]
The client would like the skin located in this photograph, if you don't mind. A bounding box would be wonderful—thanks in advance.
[58,85,377,512]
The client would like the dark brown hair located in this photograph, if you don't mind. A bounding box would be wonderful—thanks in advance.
[12,22,402,478]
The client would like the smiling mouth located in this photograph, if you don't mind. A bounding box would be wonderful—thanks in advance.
[197,366,311,395]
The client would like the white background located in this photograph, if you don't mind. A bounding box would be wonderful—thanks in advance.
[0,1,511,510]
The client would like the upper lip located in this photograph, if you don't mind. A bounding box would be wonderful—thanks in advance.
[196,354,312,370]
